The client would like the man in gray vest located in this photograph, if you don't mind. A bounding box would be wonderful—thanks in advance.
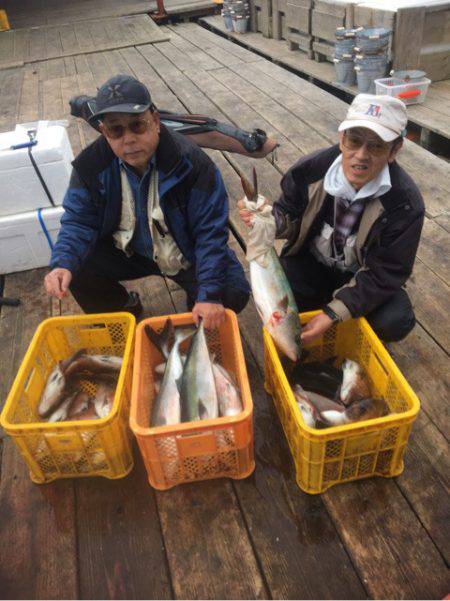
[44,75,250,328]
[240,94,424,343]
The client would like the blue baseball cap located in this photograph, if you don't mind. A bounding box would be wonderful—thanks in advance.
[90,74,153,121]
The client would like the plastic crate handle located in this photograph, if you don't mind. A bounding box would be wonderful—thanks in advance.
[176,430,217,457]
[397,89,421,99]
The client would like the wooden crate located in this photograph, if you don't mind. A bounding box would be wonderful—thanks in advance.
[354,1,450,82]
[286,0,313,55]
[272,0,288,39]
[311,0,356,62]
[249,0,272,37]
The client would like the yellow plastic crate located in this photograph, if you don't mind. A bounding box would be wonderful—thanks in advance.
[264,311,420,494]
[0,313,136,484]
[0,10,10,31]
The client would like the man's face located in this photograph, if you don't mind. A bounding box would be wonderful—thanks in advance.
[339,127,402,190]
[100,109,160,173]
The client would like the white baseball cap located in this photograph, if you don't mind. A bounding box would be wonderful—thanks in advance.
[338,94,408,142]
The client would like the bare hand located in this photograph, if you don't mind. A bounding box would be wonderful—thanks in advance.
[237,198,253,228]
[44,268,72,299]
[192,302,225,329]
[301,312,334,345]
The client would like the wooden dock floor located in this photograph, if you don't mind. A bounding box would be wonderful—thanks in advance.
[0,19,449,601]
[201,15,450,145]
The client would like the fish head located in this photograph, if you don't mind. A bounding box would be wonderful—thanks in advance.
[346,397,389,422]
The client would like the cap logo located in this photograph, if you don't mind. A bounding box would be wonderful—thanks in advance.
[107,84,123,101]
[365,104,382,117]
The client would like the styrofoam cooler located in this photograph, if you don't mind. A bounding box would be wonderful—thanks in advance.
[0,121,73,218]
[0,206,63,274]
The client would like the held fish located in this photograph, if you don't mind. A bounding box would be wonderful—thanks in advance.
[180,319,218,422]
[241,168,302,362]
[151,325,194,427]
[212,362,242,417]
[338,359,371,406]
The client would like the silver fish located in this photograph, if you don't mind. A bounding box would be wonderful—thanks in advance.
[151,325,194,427]
[213,363,242,417]
[74,401,99,421]
[145,319,174,361]
[38,349,85,417]
[241,168,302,362]
[338,359,371,407]
[92,375,117,418]
[180,320,218,422]
[293,385,316,427]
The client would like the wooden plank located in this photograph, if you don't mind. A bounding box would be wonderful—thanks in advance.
[408,258,450,352]
[45,25,63,60]
[417,219,450,284]
[73,20,96,55]
[17,64,40,124]
[0,67,25,132]
[393,6,426,71]
[323,475,448,599]
[159,26,222,72]
[75,451,174,599]
[134,275,267,600]
[28,25,47,63]
[0,270,77,600]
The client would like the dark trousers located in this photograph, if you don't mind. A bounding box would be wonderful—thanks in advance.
[281,251,415,343]
[69,239,250,315]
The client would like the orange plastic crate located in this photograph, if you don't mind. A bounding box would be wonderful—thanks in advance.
[130,311,255,490]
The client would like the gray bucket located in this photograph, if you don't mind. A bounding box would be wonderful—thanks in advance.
[222,12,234,31]
[233,16,249,33]
[355,27,391,55]
[355,60,388,93]
[334,59,356,86]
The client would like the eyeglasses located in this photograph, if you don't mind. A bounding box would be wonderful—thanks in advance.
[100,118,153,139]
[342,131,391,156]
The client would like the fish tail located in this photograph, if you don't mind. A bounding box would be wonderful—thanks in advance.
[144,318,174,359]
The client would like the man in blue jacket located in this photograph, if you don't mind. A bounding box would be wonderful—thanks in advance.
[44,74,250,328]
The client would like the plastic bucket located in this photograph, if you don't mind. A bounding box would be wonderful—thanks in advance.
[355,27,391,55]
[355,58,388,93]
[233,16,249,33]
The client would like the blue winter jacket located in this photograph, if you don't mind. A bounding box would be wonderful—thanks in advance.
[51,125,249,303]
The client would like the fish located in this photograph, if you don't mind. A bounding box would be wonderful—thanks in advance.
[74,402,99,421]
[91,374,117,418]
[151,325,194,427]
[47,391,78,423]
[290,357,343,398]
[338,359,371,406]
[64,353,122,377]
[145,319,174,360]
[212,362,242,417]
[180,319,218,422]
[241,167,302,362]
[292,384,346,427]
[38,349,85,417]
[320,397,390,426]
[67,391,91,419]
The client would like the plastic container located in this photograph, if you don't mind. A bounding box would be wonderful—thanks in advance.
[264,311,420,494]
[0,206,64,275]
[334,58,356,85]
[0,313,136,484]
[0,121,73,217]
[375,76,431,105]
[130,311,255,490]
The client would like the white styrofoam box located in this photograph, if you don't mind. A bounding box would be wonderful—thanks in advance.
[0,121,73,218]
[0,206,63,275]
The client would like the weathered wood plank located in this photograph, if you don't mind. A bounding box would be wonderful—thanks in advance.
[0,270,77,600]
